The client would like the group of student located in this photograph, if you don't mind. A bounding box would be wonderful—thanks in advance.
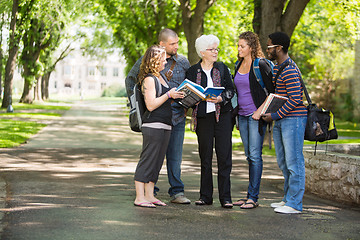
[125,28,307,214]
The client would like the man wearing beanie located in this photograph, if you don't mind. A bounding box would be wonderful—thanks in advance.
[261,32,307,214]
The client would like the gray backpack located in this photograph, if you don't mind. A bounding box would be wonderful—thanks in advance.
[128,75,161,132]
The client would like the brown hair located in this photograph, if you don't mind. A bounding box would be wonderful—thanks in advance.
[138,45,165,85]
[238,31,264,61]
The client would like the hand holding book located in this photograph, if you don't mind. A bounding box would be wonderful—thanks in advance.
[206,95,223,104]
[260,93,288,115]
[168,87,185,99]
[259,93,288,122]
[175,79,224,108]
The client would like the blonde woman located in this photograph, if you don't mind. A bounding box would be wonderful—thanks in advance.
[134,45,184,208]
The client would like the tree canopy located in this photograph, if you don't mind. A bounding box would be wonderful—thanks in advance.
[1,0,359,120]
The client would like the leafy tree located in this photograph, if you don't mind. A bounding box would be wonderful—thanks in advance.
[11,0,93,103]
[97,0,182,72]
[203,0,253,67]
[179,0,216,65]
[19,0,79,103]
[0,10,8,101]
[253,0,310,52]
[40,43,73,101]
[19,17,52,103]
[2,0,22,108]
[290,0,360,119]
[38,0,94,101]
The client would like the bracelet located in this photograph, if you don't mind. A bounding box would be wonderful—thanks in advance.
[167,92,171,99]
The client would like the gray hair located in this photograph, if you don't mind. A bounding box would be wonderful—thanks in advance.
[195,34,220,58]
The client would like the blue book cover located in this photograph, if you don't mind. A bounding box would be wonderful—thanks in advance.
[177,79,224,99]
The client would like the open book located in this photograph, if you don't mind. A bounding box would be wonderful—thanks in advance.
[260,93,288,115]
[176,79,224,108]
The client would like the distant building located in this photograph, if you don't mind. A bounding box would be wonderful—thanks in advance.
[12,49,127,98]
[49,50,126,98]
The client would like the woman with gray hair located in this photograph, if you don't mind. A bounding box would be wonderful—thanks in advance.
[185,34,235,208]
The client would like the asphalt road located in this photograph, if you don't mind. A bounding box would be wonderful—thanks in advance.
[0,99,359,240]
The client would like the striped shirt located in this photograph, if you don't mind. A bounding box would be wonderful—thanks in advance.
[271,58,307,120]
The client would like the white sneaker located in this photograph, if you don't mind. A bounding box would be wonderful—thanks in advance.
[274,206,301,214]
[171,195,191,204]
[270,201,286,208]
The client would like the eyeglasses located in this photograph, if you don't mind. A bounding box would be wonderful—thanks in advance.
[267,45,280,49]
[206,48,220,53]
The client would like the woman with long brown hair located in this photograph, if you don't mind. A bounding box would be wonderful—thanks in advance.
[233,31,274,209]
[134,45,184,208]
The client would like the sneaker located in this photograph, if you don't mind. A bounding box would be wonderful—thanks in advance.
[270,201,286,208]
[274,206,301,214]
[171,195,191,204]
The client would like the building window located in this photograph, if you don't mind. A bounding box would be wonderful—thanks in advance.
[79,67,82,78]
[78,82,82,89]
[99,67,107,76]
[64,83,72,88]
[101,82,106,89]
[113,67,119,77]
[64,65,72,75]
[54,81,57,89]
[88,66,95,76]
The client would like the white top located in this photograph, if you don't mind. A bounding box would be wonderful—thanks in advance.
[203,69,216,113]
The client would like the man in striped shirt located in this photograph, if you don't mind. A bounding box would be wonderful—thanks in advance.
[262,32,307,214]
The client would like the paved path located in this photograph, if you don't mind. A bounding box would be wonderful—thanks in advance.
[0,100,359,240]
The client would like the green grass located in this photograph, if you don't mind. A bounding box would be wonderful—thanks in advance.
[11,103,71,111]
[334,119,360,138]
[0,102,71,148]
[0,97,128,148]
[0,112,62,119]
[184,118,360,157]
[0,119,46,148]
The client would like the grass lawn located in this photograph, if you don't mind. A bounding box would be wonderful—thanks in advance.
[0,102,71,148]
[185,118,360,157]
[0,97,128,148]
[1,99,359,151]
[0,120,46,148]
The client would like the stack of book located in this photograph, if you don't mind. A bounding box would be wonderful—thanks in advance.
[260,93,288,115]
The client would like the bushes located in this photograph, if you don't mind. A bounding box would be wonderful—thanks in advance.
[102,83,127,97]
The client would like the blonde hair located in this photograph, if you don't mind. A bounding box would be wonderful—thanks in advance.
[138,45,166,85]
[238,31,264,61]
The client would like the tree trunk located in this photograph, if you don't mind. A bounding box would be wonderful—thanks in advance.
[180,0,216,65]
[254,0,310,53]
[19,78,33,104]
[0,44,3,101]
[354,40,360,120]
[19,64,34,104]
[0,13,3,101]
[2,0,19,108]
[41,72,51,100]
[34,76,42,102]
[39,44,73,101]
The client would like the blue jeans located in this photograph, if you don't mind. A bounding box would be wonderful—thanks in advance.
[273,116,307,211]
[238,115,266,202]
[154,118,186,197]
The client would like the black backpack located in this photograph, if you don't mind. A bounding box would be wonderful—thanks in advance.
[128,75,161,132]
[275,62,338,153]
